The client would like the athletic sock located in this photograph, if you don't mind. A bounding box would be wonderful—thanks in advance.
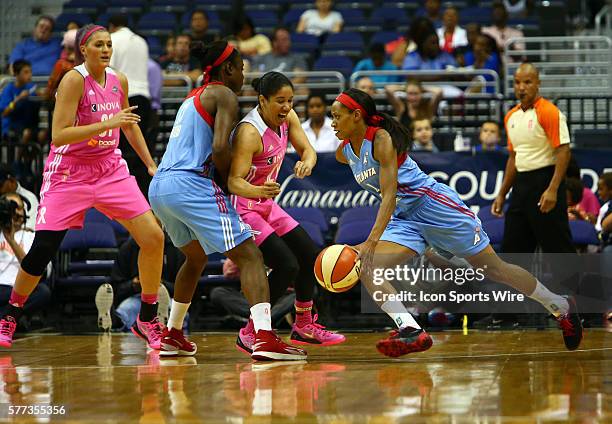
[250,303,272,332]
[295,300,313,328]
[528,280,569,317]
[139,293,159,322]
[381,300,421,330]
[167,300,190,331]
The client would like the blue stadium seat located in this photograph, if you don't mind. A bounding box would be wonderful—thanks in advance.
[481,217,504,251]
[192,0,233,12]
[283,9,307,29]
[96,13,135,28]
[335,220,373,245]
[321,31,364,57]
[371,7,408,26]
[370,31,402,46]
[336,0,374,11]
[150,0,189,13]
[285,207,329,232]
[338,9,365,20]
[107,0,147,14]
[459,7,492,25]
[55,12,91,29]
[138,12,177,36]
[380,1,420,10]
[244,0,282,12]
[313,56,354,78]
[289,0,316,9]
[569,220,599,245]
[63,0,105,14]
[290,32,320,55]
[60,223,117,251]
[338,206,378,227]
[300,221,325,247]
[146,36,163,58]
[84,208,112,225]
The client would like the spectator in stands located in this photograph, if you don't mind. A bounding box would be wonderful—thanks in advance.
[65,21,80,31]
[97,236,177,332]
[0,193,50,325]
[389,17,436,68]
[159,35,175,63]
[296,0,343,37]
[401,31,457,71]
[189,10,217,45]
[566,158,600,224]
[596,172,612,252]
[47,29,77,101]
[229,16,272,59]
[300,92,338,153]
[161,34,201,85]
[0,60,41,145]
[503,0,535,18]
[0,166,38,231]
[410,118,439,152]
[417,0,442,27]
[464,34,501,94]
[108,15,153,198]
[385,79,442,130]
[566,177,591,222]
[356,77,376,96]
[455,23,482,66]
[9,16,62,76]
[475,121,503,152]
[482,2,525,59]
[436,6,468,54]
[250,27,308,87]
[353,43,398,84]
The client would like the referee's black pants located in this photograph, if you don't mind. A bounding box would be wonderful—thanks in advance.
[502,166,575,254]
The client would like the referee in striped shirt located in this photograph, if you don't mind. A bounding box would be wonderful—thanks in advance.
[492,63,574,254]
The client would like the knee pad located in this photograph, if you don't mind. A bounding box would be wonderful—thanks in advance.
[21,230,66,276]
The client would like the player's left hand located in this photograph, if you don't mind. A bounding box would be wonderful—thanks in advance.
[147,164,158,177]
[294,161,313,179]
[538,187,557,213]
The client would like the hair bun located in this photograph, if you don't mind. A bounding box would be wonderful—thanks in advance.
[251,77,262,92]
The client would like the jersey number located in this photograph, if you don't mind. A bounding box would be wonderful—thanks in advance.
[99,113,114,137]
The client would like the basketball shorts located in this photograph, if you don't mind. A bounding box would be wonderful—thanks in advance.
[232,197,298,246]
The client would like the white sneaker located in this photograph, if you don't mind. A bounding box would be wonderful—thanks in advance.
[95,283,114,331]
[157,284,171,326]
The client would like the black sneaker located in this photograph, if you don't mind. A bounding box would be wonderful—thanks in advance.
[376,327,433,358]
[473,314,519,330]
[556,296,583,351]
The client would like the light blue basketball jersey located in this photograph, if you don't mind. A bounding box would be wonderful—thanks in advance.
[157,86,215,178]
[342,127,437,212]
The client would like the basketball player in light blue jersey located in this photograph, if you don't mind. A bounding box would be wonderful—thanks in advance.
[331,88,582,357]
[148,41,306,361]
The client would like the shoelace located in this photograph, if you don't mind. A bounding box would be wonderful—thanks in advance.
[0,319,16,336]
[558,315,576,336]
[147,317,164,341]
[309,314,336,337]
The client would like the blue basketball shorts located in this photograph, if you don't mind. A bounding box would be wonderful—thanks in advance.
[380,184,489,258]
[149,172,252,254]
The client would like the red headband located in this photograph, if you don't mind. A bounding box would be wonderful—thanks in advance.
[203,44,235,84]
[80,25,105,47]
[335,93,383,126]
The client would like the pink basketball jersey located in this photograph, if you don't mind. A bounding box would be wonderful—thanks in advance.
[50,64,124,159]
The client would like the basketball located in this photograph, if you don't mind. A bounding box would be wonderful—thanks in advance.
[314,244,361,293]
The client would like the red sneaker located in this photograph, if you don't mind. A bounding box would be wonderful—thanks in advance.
[376,327,433,358]
[159,327,197,357]
[251,330,307,361]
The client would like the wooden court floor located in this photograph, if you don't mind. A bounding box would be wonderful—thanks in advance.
[0,329,609,423]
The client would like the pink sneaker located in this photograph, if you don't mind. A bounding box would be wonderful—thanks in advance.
[131,317,164,350]
[236,324,256,356]
[0,316,17,348]
[159,328,197,357]
[290,314,346,346]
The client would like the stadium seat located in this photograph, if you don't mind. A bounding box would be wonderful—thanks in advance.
[313,56,354,78]
[107,0,147,14]
[371,7,408,27]
[289,0,316,9]
[192,0,233,12]
[150,0,189,13]
[290,33,320,55]
[244,0,282,12]
[96,13,135,28]
[459,7,492,25]
[55,13,91,29]
[283,9,308,29]
[569,220,599,246]
[300,221,325,247]
[481,217,504,251]
[335,220,373,245]
[63,0,104,14]
[321,31,365,58]
[138,12,177,36]
[285,207,329,232]
[380,1,420,11]
[146,36,163,58]
[338,206,378,227]
[370,31,402,46]
[61,223,117,251]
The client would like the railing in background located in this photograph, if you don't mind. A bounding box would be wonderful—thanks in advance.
[595,5,611,35]
[503,36,612,96]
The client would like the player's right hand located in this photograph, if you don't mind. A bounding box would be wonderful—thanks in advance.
[491,195,505,217]
[259,181,281,199]
[106,106,140,129]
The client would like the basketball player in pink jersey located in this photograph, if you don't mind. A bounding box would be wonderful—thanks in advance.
[0,24,165,350]
[229,72,345,354]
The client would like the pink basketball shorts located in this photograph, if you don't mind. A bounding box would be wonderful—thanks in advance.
[236,198,298,246]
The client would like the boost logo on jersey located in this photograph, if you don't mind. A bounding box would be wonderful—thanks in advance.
[87,138,115,148]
